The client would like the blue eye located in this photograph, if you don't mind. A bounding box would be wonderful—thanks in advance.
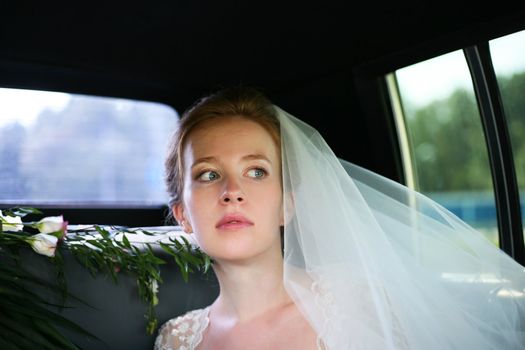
[198,170,220,182]
[247,168,267,178]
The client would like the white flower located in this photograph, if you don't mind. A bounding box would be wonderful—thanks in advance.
[0,210,23,232]
[29,233,58,257]
[36,216,65,234]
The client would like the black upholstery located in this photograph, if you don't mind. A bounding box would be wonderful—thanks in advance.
[19,246,219,350]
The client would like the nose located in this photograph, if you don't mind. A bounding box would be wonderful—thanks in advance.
[220,177,245,204]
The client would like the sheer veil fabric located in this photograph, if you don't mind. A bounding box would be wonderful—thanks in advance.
[277,106,525,349]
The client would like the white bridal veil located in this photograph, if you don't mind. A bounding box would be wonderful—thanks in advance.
[277,106,525,349]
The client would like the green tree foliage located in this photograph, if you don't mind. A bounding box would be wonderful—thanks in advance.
[405,72,525,194]
[0,95,176,204]
[500,72,525,187]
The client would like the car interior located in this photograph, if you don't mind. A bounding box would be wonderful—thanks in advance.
[1,2,525,349]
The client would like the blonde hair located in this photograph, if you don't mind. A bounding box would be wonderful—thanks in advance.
[164,86,280,215]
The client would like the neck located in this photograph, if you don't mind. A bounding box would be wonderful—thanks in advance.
[211,248,292,322]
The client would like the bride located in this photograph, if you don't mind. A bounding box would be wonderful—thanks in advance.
[154,86,525,349]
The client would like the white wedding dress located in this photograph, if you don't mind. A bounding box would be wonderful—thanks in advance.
[154,307,210,350]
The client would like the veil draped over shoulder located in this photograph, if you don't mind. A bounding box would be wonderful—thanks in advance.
[277,106,525,349]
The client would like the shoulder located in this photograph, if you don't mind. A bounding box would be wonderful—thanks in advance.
[154,307,210,350]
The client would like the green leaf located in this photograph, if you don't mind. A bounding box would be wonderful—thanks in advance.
[150,254,167,265]
[94,225,110,239]
[7,207,43,217]
[122,234,132,249]
[0,263,84,305]
[0,324,36,350]
[203,254,212,273]
[3,298,100,343]
[0,313,59,350]
[159,242,176,256]
[140,229,156,236]
[173,255,189,282]
[33,318,87,350]
[85,239,105,250]
[179,235,191,246]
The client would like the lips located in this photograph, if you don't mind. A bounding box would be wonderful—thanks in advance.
[216,213,254,230]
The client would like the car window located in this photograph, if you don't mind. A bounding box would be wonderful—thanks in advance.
[0,87,178,207]
[388,51,498,246]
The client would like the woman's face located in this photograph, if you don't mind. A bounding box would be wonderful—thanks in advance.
[174,116,283,263]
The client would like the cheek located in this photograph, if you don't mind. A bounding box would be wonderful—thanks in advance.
[184,189,216,231]
[258,185,284,223]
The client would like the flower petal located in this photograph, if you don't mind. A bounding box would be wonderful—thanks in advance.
[0,211,24,232]
[37,216,64,234]
[29,233,58,257]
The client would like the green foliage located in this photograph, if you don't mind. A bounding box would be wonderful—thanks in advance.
[404,72,525,193]
[66,225,212,335]
[0,254,101,349]
[500,72,525,186]
[0,207,212,348]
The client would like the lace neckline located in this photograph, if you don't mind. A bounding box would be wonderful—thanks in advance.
[195,306,211,348]
[156,303,325,349]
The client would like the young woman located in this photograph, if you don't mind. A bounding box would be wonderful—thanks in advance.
[155,87,525,349]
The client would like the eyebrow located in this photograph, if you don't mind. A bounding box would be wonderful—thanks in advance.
[191,154,272,169]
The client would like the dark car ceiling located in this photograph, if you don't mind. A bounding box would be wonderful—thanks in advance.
[1,2,525,109]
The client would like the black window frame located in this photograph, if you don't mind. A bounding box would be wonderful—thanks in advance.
[464,43,524,263]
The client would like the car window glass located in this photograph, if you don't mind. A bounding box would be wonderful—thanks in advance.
[389,51,498,246]
[0,88,178,207]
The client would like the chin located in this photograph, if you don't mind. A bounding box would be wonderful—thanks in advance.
[209,241,280,264]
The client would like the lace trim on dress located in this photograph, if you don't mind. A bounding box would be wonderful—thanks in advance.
[311,276,333,350]
[154,307,210,350]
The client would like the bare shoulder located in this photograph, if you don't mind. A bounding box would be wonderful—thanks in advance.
[154,307,210,350]
[199,302,319,350]
[282,302,320,349]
